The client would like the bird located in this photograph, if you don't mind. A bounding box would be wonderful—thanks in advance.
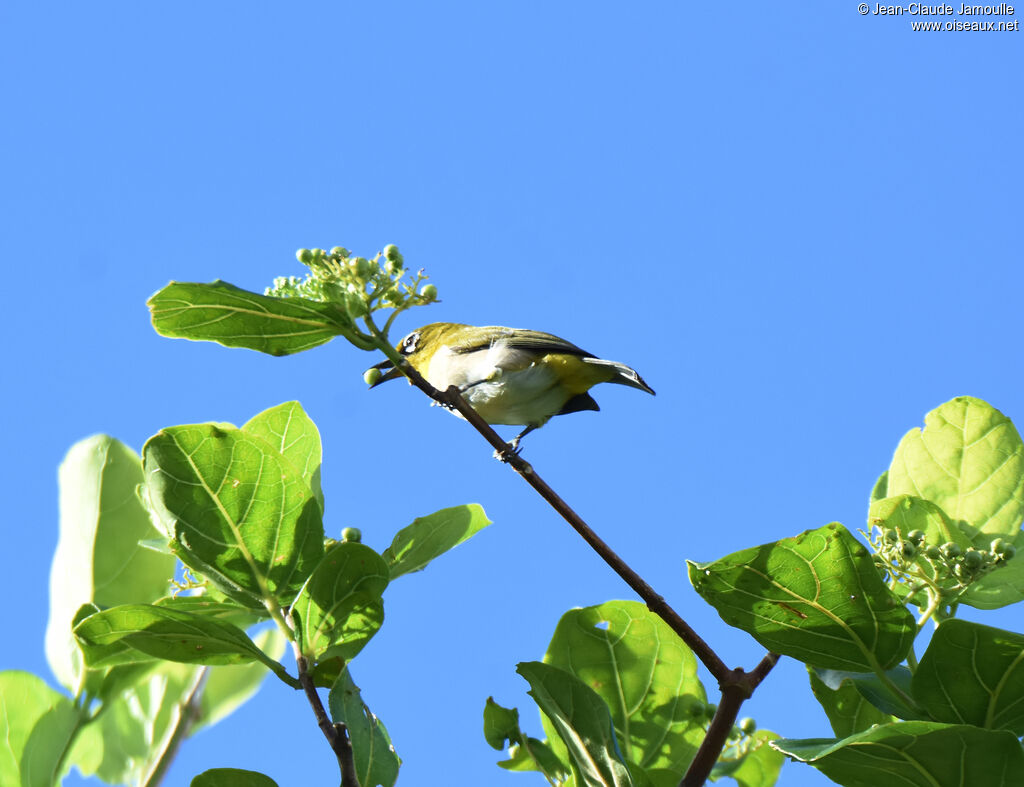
[366,322,654,451]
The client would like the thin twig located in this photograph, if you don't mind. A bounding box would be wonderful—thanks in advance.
[384,358,782,786]
[395,362,769,682]
[290,632,360,787]
[747,651,780,687]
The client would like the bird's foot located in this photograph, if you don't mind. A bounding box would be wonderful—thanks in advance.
[493,437,523,462]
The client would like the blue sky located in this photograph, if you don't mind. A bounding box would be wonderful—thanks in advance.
[2,4,1021,786]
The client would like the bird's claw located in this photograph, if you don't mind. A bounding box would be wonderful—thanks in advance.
[492,438,523,462]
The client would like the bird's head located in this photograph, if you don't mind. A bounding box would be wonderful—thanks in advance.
[365,322,466,387]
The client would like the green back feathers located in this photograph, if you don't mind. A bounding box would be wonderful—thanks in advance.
[402,323,654,396]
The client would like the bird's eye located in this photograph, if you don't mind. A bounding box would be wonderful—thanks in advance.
[399,332,420,355]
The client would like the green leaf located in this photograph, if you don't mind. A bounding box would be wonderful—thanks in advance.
[812,667,923,721]
[962,534,1024,610]
[94,661,163,706]
[46,435,176,691]
[309,657,346,690]
[142,422,324,607]
[195,628,288,732]
[73,604,291,683]
[913,619,1024,735]
[293,542,389,662]
[808,668,894,737]
[62,602,155,672]
[383,504,491,579]
[0,671,81,787]
[517,661,633,787]
[62,721,103,779]
[688,523,915,671]
[69,597,261,674]
[887,396,1024,544]
[542,601,706,786]
[78,663,203,786]
[328,667,400,787]
[191,768,279,787]
[484,697,570,782]
[243,401,324,514]
[154,595,265,629]
[869,471,888,506]
[484,697,523,750]
[771,721,1024,787]
[148,280,351,356]
[710,729,784,787]
[868,495,969,550]
[497,738,569,779]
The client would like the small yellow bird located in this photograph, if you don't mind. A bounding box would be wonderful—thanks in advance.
[367,322,654,449]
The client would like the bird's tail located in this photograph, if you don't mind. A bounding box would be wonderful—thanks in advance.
[583,358,655,395]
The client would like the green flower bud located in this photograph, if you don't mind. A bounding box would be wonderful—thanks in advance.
[297,248,313,264]
[383,244,403,265]
[884,529,900,543]
[353,257,371,279]
[991,538,1008,555]
[330,246,348,258]
[364,367,382,386]
[1001,544,1016,560]
[901,542,917,559]
[963,549,984,569]
[941,542,962,559]
[341,527,362,543]
[739,717,757,735]
[907,530,925,545]
[925,545,942,560]
[420,283,438,302]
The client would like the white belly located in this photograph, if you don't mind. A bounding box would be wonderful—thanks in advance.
[426,345,569,426]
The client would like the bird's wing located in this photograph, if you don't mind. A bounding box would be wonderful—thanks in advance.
[446,327,592,357]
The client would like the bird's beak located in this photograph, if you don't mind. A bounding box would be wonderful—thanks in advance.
[367,358,406,388]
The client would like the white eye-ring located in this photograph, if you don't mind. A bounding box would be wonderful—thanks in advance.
[399,332,420,355]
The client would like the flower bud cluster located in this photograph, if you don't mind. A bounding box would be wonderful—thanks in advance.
[264,244,438,322]
[872,525,1016,591]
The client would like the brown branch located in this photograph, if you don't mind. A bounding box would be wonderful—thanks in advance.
[680,652,780,787]
[390,362,782,786]
[747,651,781,687]
[292,640,360,787]
[397,365,739,677]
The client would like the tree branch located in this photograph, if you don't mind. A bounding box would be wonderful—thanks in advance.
[680,652,779,787]
[386,361,782,786]
[292,641,360,787]
[391,363,777,681]
[681,680,744,787]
